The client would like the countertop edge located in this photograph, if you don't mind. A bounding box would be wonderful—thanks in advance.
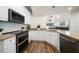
[0,34,15,41]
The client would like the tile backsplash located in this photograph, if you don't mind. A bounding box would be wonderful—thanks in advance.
[0,22,28,33]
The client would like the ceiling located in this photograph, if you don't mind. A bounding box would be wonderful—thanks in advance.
[26,6,79,16]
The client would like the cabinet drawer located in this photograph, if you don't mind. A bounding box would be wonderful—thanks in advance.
[4,37,16,52]
[4,37,15,46]
[4,46,16,53]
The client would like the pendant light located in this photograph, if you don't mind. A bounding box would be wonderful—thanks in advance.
[47,6,55,29]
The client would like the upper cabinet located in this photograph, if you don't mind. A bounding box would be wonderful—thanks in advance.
[0,7,8,21]
[0,6,31,24]
[8,9,25,24]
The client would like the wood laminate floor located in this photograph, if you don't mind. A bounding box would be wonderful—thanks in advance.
[24,41,59,53]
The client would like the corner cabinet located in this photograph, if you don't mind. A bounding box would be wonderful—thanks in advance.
[60,33,79,53]
[0,36,16,53]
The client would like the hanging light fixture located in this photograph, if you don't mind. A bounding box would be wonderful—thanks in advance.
[49,6,55,21]
[52,6,55,18]
[47,6,55,29]
[48,6,55,22]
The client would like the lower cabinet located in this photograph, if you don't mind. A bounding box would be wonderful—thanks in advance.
[60,33,79,53]
[29,31,60,50]
[0,37,16,53]
[47,32,60,50]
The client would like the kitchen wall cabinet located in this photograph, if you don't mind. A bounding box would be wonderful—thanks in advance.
[0,36,16,53]
[29,30,60,50]
[0,6,31,24]
[60,33,79,53]
[0,7,8,21]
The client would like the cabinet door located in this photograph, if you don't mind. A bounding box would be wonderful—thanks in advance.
[35,31,39,41]
[44,31,48,42]
[48,32,59,50]
[29,31,33,41]
[38,31,44,41]
[60,36,76,53]
[4,37,16,53]
[0,42,4,53]
[29,31,39,41]
[0,7,8,21]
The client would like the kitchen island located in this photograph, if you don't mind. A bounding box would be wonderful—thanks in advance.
[56,30,79,53]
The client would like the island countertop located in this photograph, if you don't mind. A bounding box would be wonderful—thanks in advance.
[56,29,79,41]
[0,34,15,41]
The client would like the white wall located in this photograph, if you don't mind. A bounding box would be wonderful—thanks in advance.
[0,6,31,24]
[0,22,28,33]
[70,11,79,35]
[31,15,48,28]
[54,13,71,27]
[31,13,71,29]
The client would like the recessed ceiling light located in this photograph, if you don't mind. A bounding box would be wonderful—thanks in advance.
[68,7,72,10]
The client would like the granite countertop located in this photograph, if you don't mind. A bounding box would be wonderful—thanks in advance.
[68,35,79,40]
[0,34,15,41]
[29,29,58,33]
[30,29,79,41]
[56,29,79,41]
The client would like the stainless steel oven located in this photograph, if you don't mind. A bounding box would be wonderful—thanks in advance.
[16,31,28,53]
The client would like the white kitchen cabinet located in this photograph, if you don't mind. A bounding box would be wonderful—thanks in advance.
[29,31,36,41]
[4,37,16,53]
[29,31,38,41]
[0,36,16,53]
[29,31,45,41]
[0,7,8,21]
[0,6,31,24]
[29,31,33,41]
[34,31,38,41]
[47,32,59,50]
[29,30,60,50]
[0,42,4,53]
[38,31,45,41]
